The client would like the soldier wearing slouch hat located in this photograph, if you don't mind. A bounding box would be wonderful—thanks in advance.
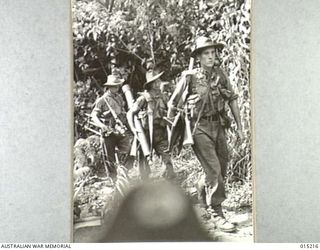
[168,36,244,232]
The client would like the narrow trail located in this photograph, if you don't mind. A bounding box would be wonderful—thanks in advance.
[74,162,253,242]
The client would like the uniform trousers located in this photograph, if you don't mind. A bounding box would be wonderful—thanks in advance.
[139,125,174,179]
[104,132,134,175]
[192,118,228,206]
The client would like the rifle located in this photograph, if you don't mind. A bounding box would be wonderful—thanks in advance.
[147,100,153,154]
[166,58,194,152]
[84,113,117,137]
[182,105,194,146]
[103,96,127,136]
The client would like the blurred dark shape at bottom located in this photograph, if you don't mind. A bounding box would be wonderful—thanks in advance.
[100,180,211,242]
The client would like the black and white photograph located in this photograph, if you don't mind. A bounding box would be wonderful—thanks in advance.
[72,0,252,242]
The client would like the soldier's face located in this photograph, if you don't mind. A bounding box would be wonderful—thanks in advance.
[151,79,161,90]
[198,47,216,68]
[109,85,119,93]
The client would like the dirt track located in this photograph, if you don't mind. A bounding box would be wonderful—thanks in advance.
[194,205,253,242]
[74,160,253,242]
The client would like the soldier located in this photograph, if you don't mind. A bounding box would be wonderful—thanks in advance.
[127,69,176,180]
[91,74,133,179]
[168,36,244,232]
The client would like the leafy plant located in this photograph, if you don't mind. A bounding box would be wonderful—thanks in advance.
[73,0,252,183]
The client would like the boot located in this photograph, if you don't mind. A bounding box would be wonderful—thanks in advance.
[210,205,236,233]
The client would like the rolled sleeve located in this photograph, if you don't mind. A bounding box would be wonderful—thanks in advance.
[217,68,238,102]
[93,98,105,114]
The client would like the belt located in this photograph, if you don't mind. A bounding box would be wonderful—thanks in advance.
[201,114,219,122]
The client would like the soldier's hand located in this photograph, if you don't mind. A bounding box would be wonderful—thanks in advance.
[182,69,195,76]
[111,128,120,135]
[101,125,109,133]
[187,94,200,103]
[101,125,112,135]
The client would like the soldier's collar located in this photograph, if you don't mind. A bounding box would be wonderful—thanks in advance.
[199,67,212,75]
[198,67,216,80]
[149,88,161,97]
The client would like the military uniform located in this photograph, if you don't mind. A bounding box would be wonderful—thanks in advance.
[127,70,175,180]
[188,67,238,206]
[134,91,174,178]
[92,89,133,175]
[169,36,242,232]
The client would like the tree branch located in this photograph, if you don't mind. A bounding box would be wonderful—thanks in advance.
[118,38,144,61]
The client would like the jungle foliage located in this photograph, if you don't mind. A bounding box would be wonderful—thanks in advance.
[73,0,252,184]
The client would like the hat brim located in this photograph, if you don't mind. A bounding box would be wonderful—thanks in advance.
[104,78,125,86]
[191,43,224,58]
[143,71,164,88]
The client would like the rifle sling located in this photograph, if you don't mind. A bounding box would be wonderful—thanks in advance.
[103,96,122,125]
[191,74,220,135]
[192,90,210,135]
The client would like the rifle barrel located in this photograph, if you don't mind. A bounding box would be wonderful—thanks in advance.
[84,126,101,136]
